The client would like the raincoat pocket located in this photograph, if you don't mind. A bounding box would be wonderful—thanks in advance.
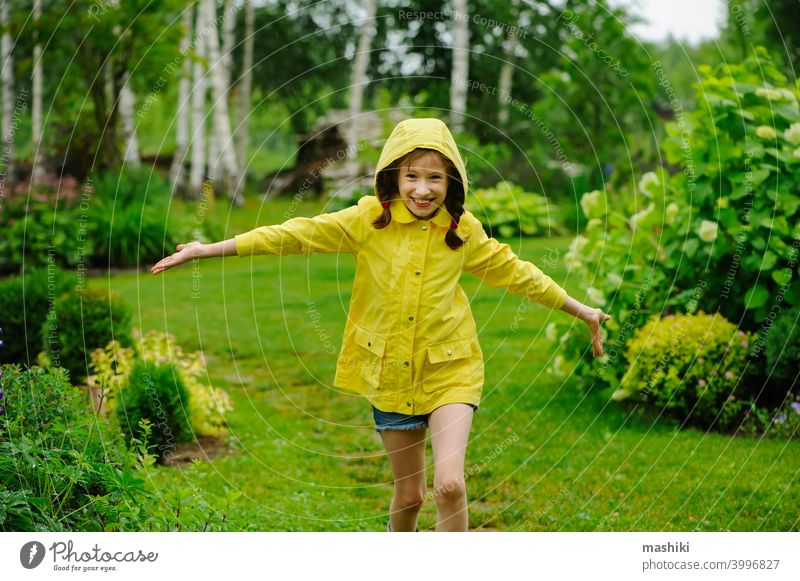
[354,328,387,388]
[422,337,474,392]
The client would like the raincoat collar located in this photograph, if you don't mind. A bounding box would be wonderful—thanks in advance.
[390,200,454,228]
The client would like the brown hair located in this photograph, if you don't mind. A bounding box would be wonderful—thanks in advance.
[372,148,466,250]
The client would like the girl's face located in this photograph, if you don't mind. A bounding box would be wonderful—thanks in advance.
[396,151,449,219]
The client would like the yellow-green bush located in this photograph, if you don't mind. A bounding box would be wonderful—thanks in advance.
[89,330,233,437]
[613,312,753,430]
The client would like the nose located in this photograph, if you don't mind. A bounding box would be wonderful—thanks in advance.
[415,181,430,195]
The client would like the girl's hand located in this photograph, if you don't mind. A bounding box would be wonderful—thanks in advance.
[150,242,206,275]
[582,307,612,358]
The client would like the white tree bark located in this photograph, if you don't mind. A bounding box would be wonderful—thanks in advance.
[105,0,140,167]
[234,0,254,190]
[118,73,141,167]
[189,1,208,199]
[497,33,519,127]
[31,0,44,185]
[204,0,242,205]
[170,6,194,194]
[1,1,15,184]
[450,0,469,133]
[221,0,235,90]
[347,0,377,157]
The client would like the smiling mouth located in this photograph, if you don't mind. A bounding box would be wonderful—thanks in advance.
[410,197,435,208]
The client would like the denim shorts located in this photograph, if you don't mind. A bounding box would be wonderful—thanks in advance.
[372,404,478,432]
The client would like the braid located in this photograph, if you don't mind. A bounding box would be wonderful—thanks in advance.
[444,175,466,250]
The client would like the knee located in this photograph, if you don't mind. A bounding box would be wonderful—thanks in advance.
[394,485,426,511]
[432,475,467,506]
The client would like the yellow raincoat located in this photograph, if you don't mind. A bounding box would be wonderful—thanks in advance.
[235,118,568,414]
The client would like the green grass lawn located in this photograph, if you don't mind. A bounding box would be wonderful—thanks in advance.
[93,195,800,532]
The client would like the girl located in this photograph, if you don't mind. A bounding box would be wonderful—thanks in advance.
[151,118,610,532]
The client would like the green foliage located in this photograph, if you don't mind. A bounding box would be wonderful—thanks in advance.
[90,331,233,437]
[42,288,132,383]
[116,360,193,463]
[86,168,176,267]
[467,181,566,238]
[0,268,74,366]
[660,48,800,328]
[0,364,239,531]
[551,49,800,394]
[0,365,141,531]
[764,309,800,386]
[614,312,755,431]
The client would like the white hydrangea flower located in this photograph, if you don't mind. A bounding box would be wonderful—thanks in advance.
[756,125,777,140]
[698,220,718,242]
[756,87,783,100]
[784,122,800,146]
[638,171,659,198]
[665,202,679,225]
[629,203,655,231]
[778,88,797,102]
[545,322,558,341]
[580,190,606,219]
[585,218,603,232]
[586,286,605,305]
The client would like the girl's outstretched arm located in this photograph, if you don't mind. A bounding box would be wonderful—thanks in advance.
[559,295,611,358]
[150,238,236,275]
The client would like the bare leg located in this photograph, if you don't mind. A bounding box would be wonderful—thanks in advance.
[379,427,427,532]
[429,403,474,532]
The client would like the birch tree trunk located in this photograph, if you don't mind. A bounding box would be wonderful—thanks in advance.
[170,6,194,194]
[449,0,469,133]
[497,33,519,127]
[31,0,44,185]
[347,0,377,158]
[107,0,140,167]
[204,0,242,205]
[234,0,254,191]
[118,73,141,167]
[1,1,15,186]
[189,1,208,199]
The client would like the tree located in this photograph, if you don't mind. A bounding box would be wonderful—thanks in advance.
[234,0,254,190]
[170,4,194,194]
[204,0,242,205]
[1,1,15,187]
[189,1,208,199]
[450,0,469,133]
[31,0,44,186]
[348,0,378,156]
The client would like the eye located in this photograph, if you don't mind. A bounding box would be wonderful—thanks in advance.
[429,175,442,181]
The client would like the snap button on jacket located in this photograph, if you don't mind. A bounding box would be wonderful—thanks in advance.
[234,118,568,414]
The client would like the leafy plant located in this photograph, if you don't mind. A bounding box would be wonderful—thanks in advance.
[467,181,566,238]
[764,308,800,387]
[89,331,232,437]
[42,288,133,383]
[0,268,74,366]
[614,312,755,431]
[116,360,193,463]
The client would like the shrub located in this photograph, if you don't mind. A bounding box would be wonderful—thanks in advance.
[0,267,75,366]
[763,309,800,387]
[42,288,132,383]
[89,331,232,437]
[0,365,139,531]
[0,364,239,531]
[467,181,566,238]
[116,360,193,463]
[86,168,175,267]
[613,312,754,431]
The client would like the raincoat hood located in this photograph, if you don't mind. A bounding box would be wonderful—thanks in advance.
[374,118,469,197]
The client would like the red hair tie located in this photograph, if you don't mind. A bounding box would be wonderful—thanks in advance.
[381,201,390,209]
[450,220,458,229]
